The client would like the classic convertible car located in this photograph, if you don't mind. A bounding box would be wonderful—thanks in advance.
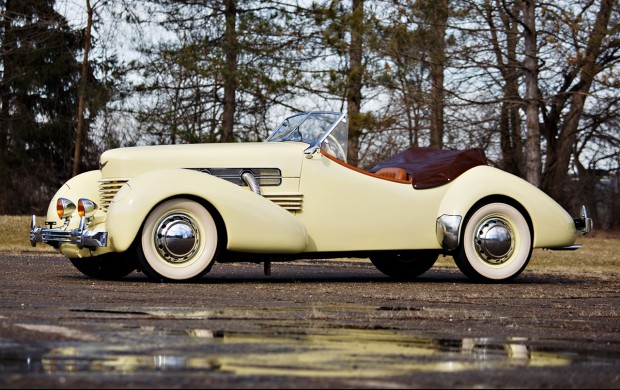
[30,111,592,282]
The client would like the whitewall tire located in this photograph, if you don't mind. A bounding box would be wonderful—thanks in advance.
[454,202,532,282]
[137,198,218,282]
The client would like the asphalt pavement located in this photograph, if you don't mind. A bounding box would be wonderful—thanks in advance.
[1,253,619,388]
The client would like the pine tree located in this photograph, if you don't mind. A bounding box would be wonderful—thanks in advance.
[0,0,94,214]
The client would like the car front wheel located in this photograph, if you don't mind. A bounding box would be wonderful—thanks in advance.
[454,202,532,282]
[370,250,439,280]
[137,198,219,282]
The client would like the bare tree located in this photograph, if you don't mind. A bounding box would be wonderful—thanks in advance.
[522,0,541,186]
[129,0,308,144]
[539,0,617,202]
[221,0,237,142]
[484,0,524,175]
[424,0,449,149]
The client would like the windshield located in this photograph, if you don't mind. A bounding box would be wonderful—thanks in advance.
[266,111,348,161]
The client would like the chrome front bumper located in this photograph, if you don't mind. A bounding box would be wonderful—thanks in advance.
[29,215,108,249]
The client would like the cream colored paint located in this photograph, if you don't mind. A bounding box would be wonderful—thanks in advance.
[106,168,307,254]
[42,170,115,258]
[100,142,307,179]
[437,165,576,248]
[297,153,447,252]
[39,141,576,259]
[44,170,103,225]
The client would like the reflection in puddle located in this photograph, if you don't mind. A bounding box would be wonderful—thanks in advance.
[1,328,617,378]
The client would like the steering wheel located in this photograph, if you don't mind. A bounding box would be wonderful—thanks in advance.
[323,133,347,163]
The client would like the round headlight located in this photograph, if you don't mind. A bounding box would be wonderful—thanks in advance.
[77,198,98,218]
[56,198,76,219]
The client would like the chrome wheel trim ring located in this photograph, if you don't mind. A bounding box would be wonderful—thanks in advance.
[154,213,200,264]
[473,216,515,265]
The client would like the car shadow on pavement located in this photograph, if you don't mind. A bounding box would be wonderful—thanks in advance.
[61,264,589,286]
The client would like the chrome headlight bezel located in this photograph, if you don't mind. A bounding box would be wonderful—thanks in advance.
[56,198,76,220]
[78,198,98,219]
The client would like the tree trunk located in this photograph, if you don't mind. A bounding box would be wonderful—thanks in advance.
[428,0,448,149]
[347,0,363,166]
[500,82,523,175]
[221,0,237,143]
[522,0,541,187]
[72,0,92,177]
[487,0,523,176]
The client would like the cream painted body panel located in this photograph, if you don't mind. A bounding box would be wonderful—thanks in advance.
[437,165,576,248]
[106,168,307,254]
[297,153,447,251]
[43,170,114,258]
[100,142,307,179]
[44,170,103,225]
[39,141,576,259]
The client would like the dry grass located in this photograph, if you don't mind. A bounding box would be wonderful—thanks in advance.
[529,230,620,274]
[0,215,56,254]
[436,230,620,275]
[3,215,619,275]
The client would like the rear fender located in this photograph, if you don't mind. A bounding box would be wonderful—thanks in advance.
[106,168,307,253]
[437,166,576,248]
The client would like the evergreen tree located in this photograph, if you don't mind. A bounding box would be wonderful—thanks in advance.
[0,0,98,214]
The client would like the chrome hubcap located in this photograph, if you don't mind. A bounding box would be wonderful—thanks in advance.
[154,214,200,264]
[474,217,514,265]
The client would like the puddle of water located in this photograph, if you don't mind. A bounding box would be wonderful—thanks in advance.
[14,324,98,342]
[1,327,617,378]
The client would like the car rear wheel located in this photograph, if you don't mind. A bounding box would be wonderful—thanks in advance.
[69,252,136,280]
[454,202,532,282]
[370,251,439,280]
[137,198,218,282]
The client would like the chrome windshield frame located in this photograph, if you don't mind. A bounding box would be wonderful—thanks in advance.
[266,111,346,156]
[265,112,312,143]
[303,112,347,155]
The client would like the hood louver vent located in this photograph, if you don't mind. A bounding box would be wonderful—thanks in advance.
[98,179,129,211]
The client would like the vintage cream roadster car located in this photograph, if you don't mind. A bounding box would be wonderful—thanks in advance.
[30,111,592,282]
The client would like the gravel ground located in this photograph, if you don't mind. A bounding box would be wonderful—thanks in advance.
[0,252,619,388]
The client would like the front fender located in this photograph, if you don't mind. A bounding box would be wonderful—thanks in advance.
[44,170,103,228]
[437,166,576,248]
[106,168,308,254]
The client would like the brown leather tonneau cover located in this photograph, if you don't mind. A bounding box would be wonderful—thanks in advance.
[369,147,488,189]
